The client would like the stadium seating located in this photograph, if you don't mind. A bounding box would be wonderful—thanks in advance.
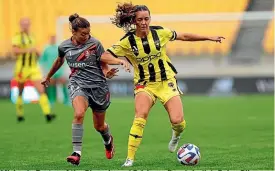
[263,19,274,55]
[0,0,250,59]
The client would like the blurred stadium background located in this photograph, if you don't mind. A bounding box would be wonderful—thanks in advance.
[0,0,274,170]
[0,0,274,98]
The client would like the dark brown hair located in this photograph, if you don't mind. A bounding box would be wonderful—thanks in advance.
[111,3,150,32]
[69,13,90,31]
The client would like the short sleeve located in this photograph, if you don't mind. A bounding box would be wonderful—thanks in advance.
[107,40,128,58]
[12,35,21,46]
[58,46,65,58]
[160,28,177,42]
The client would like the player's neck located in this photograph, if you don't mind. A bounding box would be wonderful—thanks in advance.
[21,30,29,35]
[135,29,149,38]
[71,36,81,46]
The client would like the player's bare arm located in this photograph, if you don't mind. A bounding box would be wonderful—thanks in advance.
[101,51,131,72]
[12,45,40,56]
[176,32,225,43]
[41,57,65,87]
[12,45,33,55]
[101,62,110,76]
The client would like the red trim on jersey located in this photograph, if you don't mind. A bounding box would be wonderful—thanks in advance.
[10,79,34,87]
[135,84,145,90]
[106,91,110,101]
[69,44,97,78]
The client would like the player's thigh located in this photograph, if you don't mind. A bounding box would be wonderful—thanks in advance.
[56,77,67,84]
[14,68,29,84]
[17,81,25,95]
[30,67,44,94]
[164,95,184,124]
[158,78,184,124]
[14,69,28,95]
[49,78,57,85]
[134,91,154,119]
[72,96,89,114]
[32,80,45,94]
[70,86,89,122]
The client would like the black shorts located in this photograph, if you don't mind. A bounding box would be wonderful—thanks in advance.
[68,83,111,112]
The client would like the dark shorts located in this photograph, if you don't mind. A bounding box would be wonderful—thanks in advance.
[68,83,111,112]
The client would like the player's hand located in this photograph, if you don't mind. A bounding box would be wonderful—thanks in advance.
[41,77,51,87]
[209,36,225,43]
[120,59,131,72]
[106,68,119,79]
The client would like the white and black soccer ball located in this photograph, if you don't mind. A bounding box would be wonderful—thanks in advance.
[177,143,201,165]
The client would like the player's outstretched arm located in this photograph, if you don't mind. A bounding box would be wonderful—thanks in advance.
[41,57,65,87]
[101,51,131,72]
[176,32,225,43]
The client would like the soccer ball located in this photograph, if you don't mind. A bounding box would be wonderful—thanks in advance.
[177,143,201,165]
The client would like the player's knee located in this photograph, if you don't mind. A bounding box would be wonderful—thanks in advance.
[170,115,183,125]
[135,108,149,119]
[74,109,85,123]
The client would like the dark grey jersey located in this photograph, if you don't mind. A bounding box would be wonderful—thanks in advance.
[58,37,106,88]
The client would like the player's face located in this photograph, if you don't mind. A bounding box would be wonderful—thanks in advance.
[73,27,90,44]
[134,10,151,32]
[49,35,56,44]
[20,18,31,32]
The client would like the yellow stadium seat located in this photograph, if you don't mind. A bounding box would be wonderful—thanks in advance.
[263,19,274,55]
[2,0,249,58]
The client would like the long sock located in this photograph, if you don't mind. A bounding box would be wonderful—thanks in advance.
[127,118,146,160]
[46,85,57,105]
[62,84,69,104]
[72,124,83,155]
[171,120,186,137]
[16,96,24,117]
[39,93,51,115]
[97,124,111,144]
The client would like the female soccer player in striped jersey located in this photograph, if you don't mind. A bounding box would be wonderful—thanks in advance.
[12,17,55,122]
[100,3,225,167]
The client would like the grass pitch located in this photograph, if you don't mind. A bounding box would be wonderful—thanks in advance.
[0,95,273,170]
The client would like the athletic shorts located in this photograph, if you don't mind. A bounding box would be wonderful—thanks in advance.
[14,65,42,83]
[68,82,111,112]
[134,77,183,104]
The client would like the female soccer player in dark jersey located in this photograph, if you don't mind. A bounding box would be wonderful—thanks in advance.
[100,3,225,166]
[41,13,130,166]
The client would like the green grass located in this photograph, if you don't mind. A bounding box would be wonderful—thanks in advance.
[0,95,274,170]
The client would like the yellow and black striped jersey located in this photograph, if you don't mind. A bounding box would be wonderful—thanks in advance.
[12,32,38,69]
[107,26,178,84]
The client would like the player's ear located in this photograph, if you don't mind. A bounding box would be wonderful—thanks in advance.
[72,29,77,36]
[148,17,151,24]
